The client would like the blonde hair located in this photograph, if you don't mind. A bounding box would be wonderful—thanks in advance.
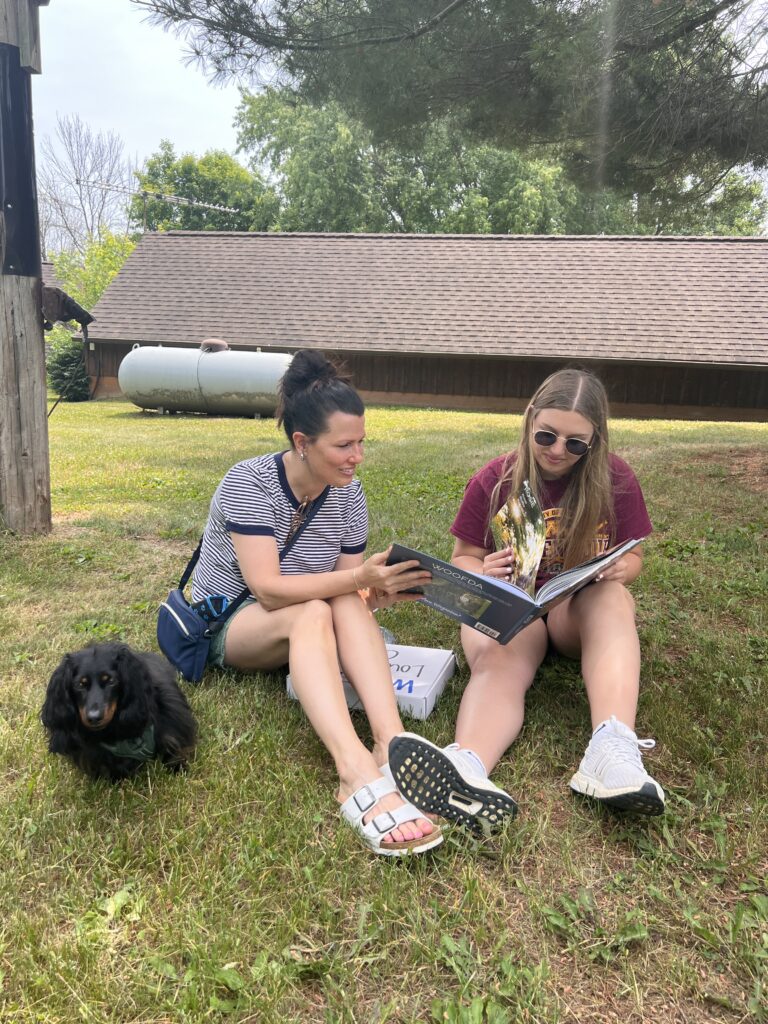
[489,368,614,568]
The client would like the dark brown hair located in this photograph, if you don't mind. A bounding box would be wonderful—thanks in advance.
[276,350,364,445]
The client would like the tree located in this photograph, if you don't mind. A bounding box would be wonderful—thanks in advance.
[133,1,768,197]
[236,89,767,235]
[37,114,134,254]
[46,232,136,402]
[131,140,279,231]
[52,231,136,311]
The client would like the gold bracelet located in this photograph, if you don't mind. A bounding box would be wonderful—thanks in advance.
[352,567,361,590]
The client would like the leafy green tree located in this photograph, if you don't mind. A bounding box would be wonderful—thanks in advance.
[47,232,136,402]
[52,231,136,311]
[134,0,768,197]
[236,90,767,235]
[131,140,279,231]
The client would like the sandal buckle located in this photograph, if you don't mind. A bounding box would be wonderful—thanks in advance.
[353,785,376,813]
[371,810,398,834]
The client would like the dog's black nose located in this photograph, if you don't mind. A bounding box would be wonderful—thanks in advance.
[86,707,104,725]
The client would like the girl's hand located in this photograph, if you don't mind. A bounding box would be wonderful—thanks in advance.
[482,547,517,581]
[596,554,635,585]
[357,548,432,595]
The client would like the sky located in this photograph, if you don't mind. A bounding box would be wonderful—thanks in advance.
[32,0,247,166]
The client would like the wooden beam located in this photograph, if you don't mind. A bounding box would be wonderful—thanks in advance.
[0,275,51,532]
[0,0,50,534]
[0,0,43,72]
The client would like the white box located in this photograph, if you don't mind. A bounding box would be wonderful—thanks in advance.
[286,643,456,720]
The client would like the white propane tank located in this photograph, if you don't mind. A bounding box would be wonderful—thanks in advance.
[117,344,293,416]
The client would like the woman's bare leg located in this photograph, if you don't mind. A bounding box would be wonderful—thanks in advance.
[225,598,434,842]
[329,593,405,766]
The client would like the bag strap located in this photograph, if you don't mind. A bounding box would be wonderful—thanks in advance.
[179,500,324,633]
[178,538,250,633]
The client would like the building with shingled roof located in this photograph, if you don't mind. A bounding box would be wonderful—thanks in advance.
[85,231,768,420]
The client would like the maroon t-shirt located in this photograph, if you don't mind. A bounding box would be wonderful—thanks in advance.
[450,453,652,586]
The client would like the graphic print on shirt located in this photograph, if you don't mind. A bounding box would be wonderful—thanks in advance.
[539,507,610,578]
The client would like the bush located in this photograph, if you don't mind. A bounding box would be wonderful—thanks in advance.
[47,333,90,402]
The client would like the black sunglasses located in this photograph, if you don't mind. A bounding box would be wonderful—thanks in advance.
[533,429,592,457]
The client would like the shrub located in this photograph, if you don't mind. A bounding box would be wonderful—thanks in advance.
[47,333,90,402]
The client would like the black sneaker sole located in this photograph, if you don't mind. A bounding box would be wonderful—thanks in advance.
[388,734,518,837]
[571,780,665,816]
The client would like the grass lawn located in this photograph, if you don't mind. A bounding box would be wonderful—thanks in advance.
[0,398,766,1024]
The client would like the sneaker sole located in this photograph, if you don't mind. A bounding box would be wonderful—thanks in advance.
[389,733,518,837]
[569,774,665,815]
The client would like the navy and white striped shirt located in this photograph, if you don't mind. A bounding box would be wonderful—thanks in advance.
[191,451,368,603]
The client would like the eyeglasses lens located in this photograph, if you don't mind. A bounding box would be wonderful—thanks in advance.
[533,430,589,456]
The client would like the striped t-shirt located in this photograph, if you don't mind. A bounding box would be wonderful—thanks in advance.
[191,451,368,603]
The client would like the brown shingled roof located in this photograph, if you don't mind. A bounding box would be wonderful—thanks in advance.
[41,260,62,290]
[89,232,768,367]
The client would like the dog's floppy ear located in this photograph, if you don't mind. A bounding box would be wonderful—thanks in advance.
[112,645,152,730]
[41,655,79,732]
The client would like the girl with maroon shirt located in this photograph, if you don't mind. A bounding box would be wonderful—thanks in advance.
[388,368,664,836]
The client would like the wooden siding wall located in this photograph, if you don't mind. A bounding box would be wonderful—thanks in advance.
[87,344,766,420]
[341,352,767,417]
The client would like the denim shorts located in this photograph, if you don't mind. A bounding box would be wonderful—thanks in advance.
[207,598,258,667]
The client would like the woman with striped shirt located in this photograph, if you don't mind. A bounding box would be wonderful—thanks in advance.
[192,350,442,857]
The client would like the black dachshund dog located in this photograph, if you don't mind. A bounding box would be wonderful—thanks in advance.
[41,642,198,781]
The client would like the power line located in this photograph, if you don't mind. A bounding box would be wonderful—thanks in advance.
[75,179,241,229]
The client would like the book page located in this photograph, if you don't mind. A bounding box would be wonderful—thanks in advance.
[534,537,644,609]
[491,480,546,596]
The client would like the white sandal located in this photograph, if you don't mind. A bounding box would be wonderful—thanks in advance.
[339,775,443,856]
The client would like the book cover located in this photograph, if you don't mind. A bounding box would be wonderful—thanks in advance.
[286,643,456,719]
[387,537,644,645]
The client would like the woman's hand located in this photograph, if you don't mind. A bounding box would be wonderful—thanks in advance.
[356,548,432,595]
[365,587,425,611]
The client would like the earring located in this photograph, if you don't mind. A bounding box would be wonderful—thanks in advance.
[299,449,305,461]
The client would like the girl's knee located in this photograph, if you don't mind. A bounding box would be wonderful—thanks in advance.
[609,582,636,617]
[578,579,635,616]
[470,645,541,681]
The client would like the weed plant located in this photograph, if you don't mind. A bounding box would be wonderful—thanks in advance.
[0,400,765,1023]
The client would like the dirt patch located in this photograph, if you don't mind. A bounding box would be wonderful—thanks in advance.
[692,448,768,495]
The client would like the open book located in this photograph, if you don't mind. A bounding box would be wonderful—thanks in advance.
[386,537,645,645]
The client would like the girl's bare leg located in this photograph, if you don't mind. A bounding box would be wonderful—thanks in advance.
[548,583,664,812]
[454,619,549,772]
[546,582,640,728]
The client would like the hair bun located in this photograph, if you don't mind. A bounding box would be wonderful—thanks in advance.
[281,349,348,398]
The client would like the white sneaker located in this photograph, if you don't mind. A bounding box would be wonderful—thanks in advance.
[570,716,665,815]
[388,732,518,837]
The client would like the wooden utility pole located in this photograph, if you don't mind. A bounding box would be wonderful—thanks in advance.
[0,0,50,534]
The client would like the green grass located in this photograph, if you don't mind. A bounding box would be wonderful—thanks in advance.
[0,399,766,1023]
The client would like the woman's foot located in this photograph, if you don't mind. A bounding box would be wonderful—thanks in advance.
[338,767,436,845]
